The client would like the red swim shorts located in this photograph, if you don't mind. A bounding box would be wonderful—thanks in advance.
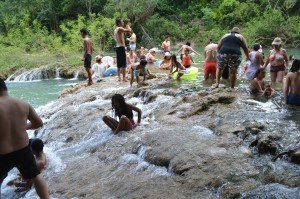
[204,61,217,76]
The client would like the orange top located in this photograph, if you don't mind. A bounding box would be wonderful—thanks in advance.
[182,55,191,67]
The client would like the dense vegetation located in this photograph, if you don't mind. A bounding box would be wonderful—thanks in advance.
[1,0,300,76]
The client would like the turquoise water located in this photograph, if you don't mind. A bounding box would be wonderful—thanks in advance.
[6,79,80,108]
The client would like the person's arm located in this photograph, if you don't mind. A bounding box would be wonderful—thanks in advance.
[82,40,88,61]
[127,104,142,124]
[282,50,289,69]
[189,47,202,56]
[283,75,291,104]
[27,105,43,130]
[36,154,47,171]
[240,36,250,61]
[190,55,195,63]
[257,53,264,66]
[176,46,183,55]
[120,27,132,34]
[263,53,271,68]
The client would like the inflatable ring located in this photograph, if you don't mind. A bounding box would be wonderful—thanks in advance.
[173,66,198,80]
[103,67,118,77]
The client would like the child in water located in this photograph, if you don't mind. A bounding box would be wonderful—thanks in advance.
[102,94,142,134]
[169,54,186,80]
[7,138,47,192]
[130,56,148,87]
[181,49,194,68]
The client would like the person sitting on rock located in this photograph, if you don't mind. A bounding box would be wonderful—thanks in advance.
[7,138,47,192]
[103,94,142,134]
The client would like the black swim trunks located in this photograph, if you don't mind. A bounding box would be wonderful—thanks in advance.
[84,54,92,68]
[0,144,40,180]
[116,46,127,68]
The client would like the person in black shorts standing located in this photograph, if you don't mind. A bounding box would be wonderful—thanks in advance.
[0,78,49,199]
[114,18,132,82]
[80,28,93,86]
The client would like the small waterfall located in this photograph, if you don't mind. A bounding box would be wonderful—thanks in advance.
[13,67,56,81]
[55,68,61,79]
[71,70,79,80]
[6,74,15,81]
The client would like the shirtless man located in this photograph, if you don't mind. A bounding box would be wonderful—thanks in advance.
[0,79,49,199]
[204,41,218,83]
[161,36,171,56]
[176,42,201,60]
[127,30,137,51]
[80,28,93,86]
[114,18,132,82]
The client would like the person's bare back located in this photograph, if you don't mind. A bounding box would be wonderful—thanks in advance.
[204,43,218,62]
[0,95,42,154]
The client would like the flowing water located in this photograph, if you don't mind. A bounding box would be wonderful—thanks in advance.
[1,48,300,198]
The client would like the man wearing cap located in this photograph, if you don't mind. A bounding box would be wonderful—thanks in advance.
[114,18,132,82]
[146,48,158,63]
[263,37,288,85]
[213,27,250,89]
[0,78,49,199]
[159,52,172,70]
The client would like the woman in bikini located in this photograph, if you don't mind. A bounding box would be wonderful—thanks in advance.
[103,94,142,134]
[263,37,288,86]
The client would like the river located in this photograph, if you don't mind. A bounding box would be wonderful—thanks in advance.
[1,49,300,198]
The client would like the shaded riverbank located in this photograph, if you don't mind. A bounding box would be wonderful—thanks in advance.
[3,73,300,199]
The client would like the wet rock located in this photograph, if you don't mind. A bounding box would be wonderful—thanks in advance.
[257,138,278,154]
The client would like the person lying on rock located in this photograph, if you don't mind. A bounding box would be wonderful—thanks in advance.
[103,94,142,134]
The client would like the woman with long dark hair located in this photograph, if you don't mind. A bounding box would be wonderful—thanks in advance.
[102,94,142,134]
[169,54,186,80]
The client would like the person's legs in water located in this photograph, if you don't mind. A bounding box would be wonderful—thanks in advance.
[213,68,224,88]
[114,115,133,134]
[32,174,49,199]
[103,116,119,131]
[229,68,237,88]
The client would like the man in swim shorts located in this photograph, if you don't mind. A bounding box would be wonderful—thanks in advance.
[204,40,218,83]
[114,18,132,82]
[0,78,49,199]
[80,28,93,86]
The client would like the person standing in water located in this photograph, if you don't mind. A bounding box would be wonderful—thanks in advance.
[176,41,201,60]
[0,78,49,199]
[114,18,132,82]
[161,36,171,56]
[169,54,186,80]
[213,27,250,89]
[127,29,137,51]
[80,28,93,86]
[245,43,264,81]
[283,59,300,105]
[263,37,288,87]
[204,40,218,83]
[103,94,142,134]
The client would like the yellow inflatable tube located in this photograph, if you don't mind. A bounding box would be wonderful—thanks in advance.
[173,66,198,80]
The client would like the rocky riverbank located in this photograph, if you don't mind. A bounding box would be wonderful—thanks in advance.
[5,74,300,199]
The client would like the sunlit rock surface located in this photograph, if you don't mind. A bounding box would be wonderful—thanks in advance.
[3,75,300,199]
